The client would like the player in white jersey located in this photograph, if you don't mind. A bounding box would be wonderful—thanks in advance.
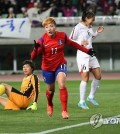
[70,11,104,109]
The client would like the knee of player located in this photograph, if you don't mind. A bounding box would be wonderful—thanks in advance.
[82,77,89,83]
[98,77,101,80]
[58,83,66,89]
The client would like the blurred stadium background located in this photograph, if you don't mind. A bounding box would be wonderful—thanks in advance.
[0,1,120,133]
[0,0,120,74]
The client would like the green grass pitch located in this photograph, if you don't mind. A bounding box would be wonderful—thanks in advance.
[0,80,120,133]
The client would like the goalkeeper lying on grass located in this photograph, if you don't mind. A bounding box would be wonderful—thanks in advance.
[0,60,40,110]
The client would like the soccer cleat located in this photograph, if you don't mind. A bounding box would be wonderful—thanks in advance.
[78,102,89,109]
[87,97,99,106]
[47,104,53,117]
[62,111,69,119]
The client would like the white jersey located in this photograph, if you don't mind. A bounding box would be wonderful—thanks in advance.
[70,22,100,72]
[70,22,98,49]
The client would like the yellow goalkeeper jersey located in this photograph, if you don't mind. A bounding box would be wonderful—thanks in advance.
[20,74,40,102]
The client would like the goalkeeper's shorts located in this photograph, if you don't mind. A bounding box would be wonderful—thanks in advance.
[5,87,34,110]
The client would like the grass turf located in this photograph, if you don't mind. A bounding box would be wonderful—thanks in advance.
[0,80,120,133]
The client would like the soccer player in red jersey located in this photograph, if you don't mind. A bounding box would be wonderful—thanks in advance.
[30,17,95,119]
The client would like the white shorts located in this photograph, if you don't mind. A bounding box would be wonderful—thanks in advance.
[76,55,100,73]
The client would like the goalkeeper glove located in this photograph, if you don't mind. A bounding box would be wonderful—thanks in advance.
[34,40,40,49]
[87,48,96,57]
[27,102,37,110]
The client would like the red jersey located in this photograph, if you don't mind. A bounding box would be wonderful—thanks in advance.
[31,31,89,71]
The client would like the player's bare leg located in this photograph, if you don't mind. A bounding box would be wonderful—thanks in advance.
[46,83,55,117]
[57,72,69,119]
[0,97,8,107]
[87,67,101,106]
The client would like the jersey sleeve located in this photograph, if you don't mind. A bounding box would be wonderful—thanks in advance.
[32,75,40,103]
[65,34,90,54]
[30,37,43,60]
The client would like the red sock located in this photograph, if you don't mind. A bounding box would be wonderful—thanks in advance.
[59,87,68,111]
[46,90,54,106]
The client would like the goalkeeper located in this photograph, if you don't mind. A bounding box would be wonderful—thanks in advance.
[0,60,40,110]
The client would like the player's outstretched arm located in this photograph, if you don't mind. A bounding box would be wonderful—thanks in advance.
[87,48,96,57]
[66,35,95,57]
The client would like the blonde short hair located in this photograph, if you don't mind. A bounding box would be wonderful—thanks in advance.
[42,17,56,27]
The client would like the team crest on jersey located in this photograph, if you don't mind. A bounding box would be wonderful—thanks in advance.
[87,30,92,36]
[58,39,63,45]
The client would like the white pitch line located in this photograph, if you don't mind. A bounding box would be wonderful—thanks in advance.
[36,122,90,134]
[35,114,120,134]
